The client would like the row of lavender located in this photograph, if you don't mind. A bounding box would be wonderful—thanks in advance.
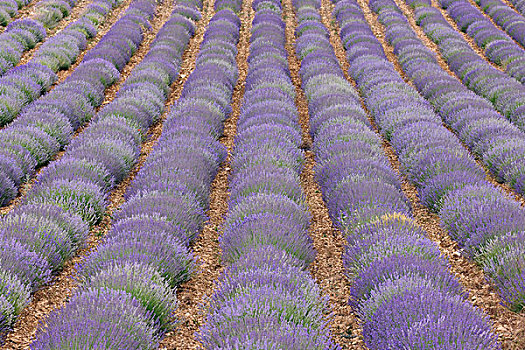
[471,0,525,51]
[0,20,46,75]
[441,0,525,82]
[293,0,500,347]
[32,1,245,347]
[336,0,525,311]
[0,0,126,124]
[198,0,338,347]
[0,0,31,26]
[0,0,104,77]
[0,0,78,28]
[440,0,525,80]
[403,1,525,134]
[508,0,525,15]
[0,0,177,338]
[373,0,525,198]
[0,0,156,207]
[388,0,525,311]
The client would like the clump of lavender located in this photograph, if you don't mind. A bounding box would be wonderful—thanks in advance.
[200,1,339,347]
[294,0,502,347]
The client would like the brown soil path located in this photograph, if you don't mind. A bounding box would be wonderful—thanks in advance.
[0,0,204,347]
[282,0,367,348]
[341,0,525,347]
[158,0,253,348]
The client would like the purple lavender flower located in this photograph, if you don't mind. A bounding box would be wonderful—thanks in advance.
[32,289,161,350]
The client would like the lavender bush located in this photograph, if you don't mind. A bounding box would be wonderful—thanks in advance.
[0,0,150,208]
[0,0,171,338]
[33,3,249,347]
[369,0,525,312]
[293,0,501,347]
[405,0,525,134]
[200,1,339,348]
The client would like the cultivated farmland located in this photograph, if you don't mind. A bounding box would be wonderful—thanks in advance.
[0,0,523,348]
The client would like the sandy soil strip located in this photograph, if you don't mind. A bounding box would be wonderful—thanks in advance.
[158,0,253,349]
[0,0,205,347]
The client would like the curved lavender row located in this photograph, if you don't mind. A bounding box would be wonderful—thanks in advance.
[199,0,339,348]
[0,0,166,338]
[0,0,91,74]
[0,0,126,79]
[0,19,47,76]
[334,0,525,311]
[0,0,125,124]
[293,0,499,348]
[472,0,525,50]
[436,0,525,83]
[0,0,158,207]
[402,1,525,133]
[507,0,525,14]
[0,0,76,29]
[369,2,525,203]
[0,0,31,27]
[31,4,247,348]
[27,0,77,28]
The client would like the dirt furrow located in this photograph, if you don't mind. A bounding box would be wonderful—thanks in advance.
[0,0,201,347]
[158,1,253,349]
[282,0,367,348]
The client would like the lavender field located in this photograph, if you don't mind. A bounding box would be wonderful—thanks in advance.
[0,0,523,347]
